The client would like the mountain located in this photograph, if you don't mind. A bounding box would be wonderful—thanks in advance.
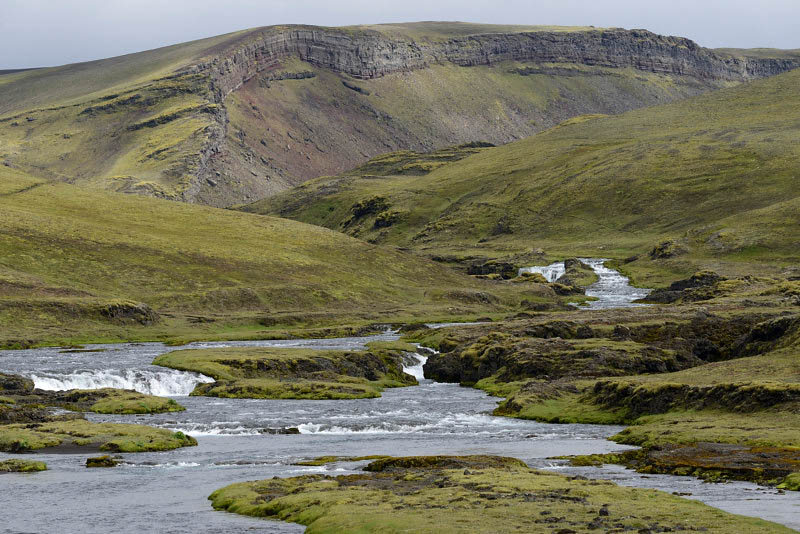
[2,22,798,207]
[247,65,800,286]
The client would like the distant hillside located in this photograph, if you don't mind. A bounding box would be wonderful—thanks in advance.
[247,66,800,286]
[1,22,797,207]
[0,165,529,348]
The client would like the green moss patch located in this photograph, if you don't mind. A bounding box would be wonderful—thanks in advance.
[154,346,417,399]
[46,388,185,414]
[294,455,389,466]
[0,419,197,453]
[210,455,791,533]
[0,459,47,473]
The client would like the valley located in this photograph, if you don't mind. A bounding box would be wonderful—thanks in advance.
[1,18,799,534]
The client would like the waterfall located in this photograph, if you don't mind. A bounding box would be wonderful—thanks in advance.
[518,262,565,282]
[31,369,214,396]
[402,352,428,381]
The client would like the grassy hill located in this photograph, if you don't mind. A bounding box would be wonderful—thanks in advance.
[2,23,791,207]
[0,165,536,348]
[249,66,800,286]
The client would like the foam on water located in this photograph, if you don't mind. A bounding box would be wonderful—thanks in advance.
[518,262,565,282]
[519,258,651,309]
[402,352,428,381]
[31,369,214,396]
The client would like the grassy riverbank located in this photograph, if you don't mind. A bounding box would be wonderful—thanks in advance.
[413,308,800,487]
[210,455,793,533]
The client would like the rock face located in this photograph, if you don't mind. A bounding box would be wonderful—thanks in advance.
[5,25,799,208]
[181,25,800,206]
[195,27,800,102]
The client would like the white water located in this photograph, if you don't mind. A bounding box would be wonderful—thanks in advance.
[2,339,800,532]
[519,258,651,309]
[31,369,214,396]
[518,262,565,282]
[402,352,428,381]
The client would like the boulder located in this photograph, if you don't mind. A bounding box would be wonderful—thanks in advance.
[86,455,118,468]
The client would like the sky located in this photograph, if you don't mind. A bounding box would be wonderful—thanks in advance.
[2,0,798,69]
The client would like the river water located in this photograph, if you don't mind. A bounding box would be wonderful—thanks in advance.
[1,334,798,531]
[519,258,651,309]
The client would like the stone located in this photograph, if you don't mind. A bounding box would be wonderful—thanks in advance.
[86,455,118,468]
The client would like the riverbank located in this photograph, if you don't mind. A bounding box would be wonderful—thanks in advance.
[1,335,799,531]
[210,454,794,533]
[415,308,800,488]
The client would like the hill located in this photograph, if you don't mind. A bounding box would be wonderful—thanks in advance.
[249,66,800,286]
[2,23,797,207]
[0,165,534,348]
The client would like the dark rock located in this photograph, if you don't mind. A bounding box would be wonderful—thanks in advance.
[467,261,517,279]
[342,80,370,95]
[0,373,34,395]
[397,322,430,333]
[649,239,688,259]
[86,455,118,468]
[643,271,726,304]
[98,301,159,325]
[612,325,632,340]
[260,427,301,435]
[550,283,584,296]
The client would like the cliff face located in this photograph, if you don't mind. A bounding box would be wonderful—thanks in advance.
[3,24,797,208]
[194,27,800,103]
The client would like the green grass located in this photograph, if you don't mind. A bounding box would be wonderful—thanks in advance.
[353,22,604,41]
[0,165,532,347]
[154,346,417,399]
[209,455,792,533]
[0,420,197,453]
[78,389,185,414]
[0,459,47,472]
[252,66,800,286]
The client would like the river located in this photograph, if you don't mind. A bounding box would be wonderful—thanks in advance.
[1,333,799,532]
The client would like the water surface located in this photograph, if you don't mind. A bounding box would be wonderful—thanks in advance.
[2,335,798,532]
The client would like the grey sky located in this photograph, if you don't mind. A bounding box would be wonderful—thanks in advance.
[2,0,798,69]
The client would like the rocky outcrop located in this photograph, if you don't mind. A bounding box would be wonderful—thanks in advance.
[190,26,800,103]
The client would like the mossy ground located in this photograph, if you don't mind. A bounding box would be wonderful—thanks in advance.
[492,344,800,487]
[0,164,536,349]
[412,310,800,488]
[58,388,186,415]
[0,458,47,472]
[0,419,196,453]
[154,346,417,399]
[209,455,792,533]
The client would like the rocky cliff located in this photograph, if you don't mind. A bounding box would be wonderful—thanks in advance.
[3,23,798,207]
[192,26,800,103]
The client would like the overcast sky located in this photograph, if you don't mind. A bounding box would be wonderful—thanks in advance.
[2,0,798,69]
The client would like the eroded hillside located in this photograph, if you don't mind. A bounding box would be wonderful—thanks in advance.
[2,22,797,206]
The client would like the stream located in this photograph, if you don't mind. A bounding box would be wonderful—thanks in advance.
[1,263,798,532]
[519,258,651,308]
